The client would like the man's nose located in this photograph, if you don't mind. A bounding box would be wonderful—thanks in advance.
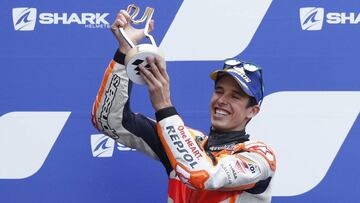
[217,95,228,106]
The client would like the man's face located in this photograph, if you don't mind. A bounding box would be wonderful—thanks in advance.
[210,74,259,132]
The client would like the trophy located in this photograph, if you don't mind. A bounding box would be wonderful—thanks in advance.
[120,4,164,85]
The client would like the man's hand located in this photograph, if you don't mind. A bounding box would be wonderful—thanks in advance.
[111,10,154,53]
[139,56,172,111]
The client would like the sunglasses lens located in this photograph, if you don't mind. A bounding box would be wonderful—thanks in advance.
[243,63,259,72]
[224,59,260,72]
[225,59,241,66]
[220,59,264,105]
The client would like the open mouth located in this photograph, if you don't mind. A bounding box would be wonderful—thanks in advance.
[214,108,230,117]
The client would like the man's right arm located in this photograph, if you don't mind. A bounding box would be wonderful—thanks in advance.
[91,9,172,172]
[91,50,171,173]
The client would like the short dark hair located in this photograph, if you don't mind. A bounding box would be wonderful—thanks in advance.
[246,96,258,108]
[215,74,259,108]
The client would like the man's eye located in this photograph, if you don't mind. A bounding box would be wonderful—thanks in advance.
[214,89,223,94]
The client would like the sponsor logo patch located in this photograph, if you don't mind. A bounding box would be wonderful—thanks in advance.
[12,7,110,31]
[91,134,136,158]
[299,7,324,31]
[12,8,37,31]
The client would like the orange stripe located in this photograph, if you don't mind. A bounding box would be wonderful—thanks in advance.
[157,123,210,190]
[169,178,241,203]
[174,162,209,190]
[92,60,117,129]
[229,194,237,203]
[189,170,209,190]
[188,129,215,165]
[156,123,178,169]
[233,142,277,171]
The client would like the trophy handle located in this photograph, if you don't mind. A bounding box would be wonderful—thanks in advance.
[118,4,164,85]
[143,7,157,46]
[119,5,157,48]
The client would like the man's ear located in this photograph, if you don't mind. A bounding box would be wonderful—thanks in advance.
[247,105,260,119]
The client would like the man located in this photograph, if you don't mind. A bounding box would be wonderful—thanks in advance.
[92,9,276,203]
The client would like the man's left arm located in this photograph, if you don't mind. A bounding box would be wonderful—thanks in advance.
[156,107,276,191]
[139,56,276,191]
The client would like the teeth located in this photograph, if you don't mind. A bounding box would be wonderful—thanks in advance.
[216,109,228,116]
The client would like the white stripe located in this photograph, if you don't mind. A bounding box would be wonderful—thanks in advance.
[247,91,360,196]
[0,111,70,179]
[160,0,273,61]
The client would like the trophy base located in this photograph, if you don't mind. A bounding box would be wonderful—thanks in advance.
[125,44,165,85]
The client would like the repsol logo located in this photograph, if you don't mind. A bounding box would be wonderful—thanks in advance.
[166,125,198,168]
[99,74,120,139]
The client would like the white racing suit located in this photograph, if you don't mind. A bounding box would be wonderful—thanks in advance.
[92,50,277,203]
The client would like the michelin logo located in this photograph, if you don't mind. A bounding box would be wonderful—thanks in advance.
[300,7,360,31]
[12,7,109,31]
[12,8,37,31]
[91,134,135,158]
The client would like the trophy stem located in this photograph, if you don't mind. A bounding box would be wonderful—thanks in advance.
[119,27,136,48]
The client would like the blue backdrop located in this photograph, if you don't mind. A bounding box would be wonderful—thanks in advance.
[1,0,359,202]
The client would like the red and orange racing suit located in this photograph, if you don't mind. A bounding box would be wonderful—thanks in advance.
[92,50,276,203]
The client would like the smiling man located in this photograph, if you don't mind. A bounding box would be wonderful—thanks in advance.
[92,9,276,203]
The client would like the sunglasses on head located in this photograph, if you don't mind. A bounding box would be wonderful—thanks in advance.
[223,59,264,105]
[223,59,260,71]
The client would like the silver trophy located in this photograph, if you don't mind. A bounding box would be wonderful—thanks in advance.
[120,4,164,85]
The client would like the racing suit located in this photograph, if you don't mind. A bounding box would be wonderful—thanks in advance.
[91,50,276,203]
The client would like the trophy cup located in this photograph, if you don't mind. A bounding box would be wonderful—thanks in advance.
[120,4,164,85]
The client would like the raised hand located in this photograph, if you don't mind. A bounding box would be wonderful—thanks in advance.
[139,56,172,111]
[111,9,154,53]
